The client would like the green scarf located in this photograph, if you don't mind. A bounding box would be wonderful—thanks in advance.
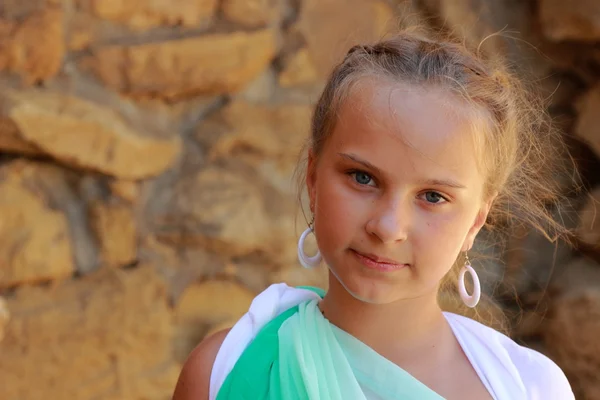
[216,290,443,400]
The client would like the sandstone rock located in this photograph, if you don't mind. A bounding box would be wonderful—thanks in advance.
[551,258,600,294]
[223,260,274,293]
[512,310,545,338]
[0,161,74,288]
[221,0,280,28]
[161,164,289,256]
[199,101,309,239]
[138,235,224,303]
[147,101,310,260]
[0,297,9,343]
[190,101,313,261]
[0,117,39,155]
[501,223,574,296]
[270,264,329,290]
[175,280,255,326]
[0,7,64,83]
[68,12,98,51]
[0,264,179,399]
[83,29,278,100]
[577,188,600,248]
[108,179,140,203]
[77,0,218,31]
[420,0,553,78]
[204,101,312,170]
[0,89,181,179]
[238,68,278,103]
[0,0,51,19]
[297,0,395,75]
[204,317,238,338]
[174,279,254,361]
[539,0,600,42]
[421,0,496,50]
[576,85,600,159]
[543,290,600,399]
[279,47,321,87]
[89,201,137,268]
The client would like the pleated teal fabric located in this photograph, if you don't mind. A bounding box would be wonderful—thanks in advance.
[216,287,443,400]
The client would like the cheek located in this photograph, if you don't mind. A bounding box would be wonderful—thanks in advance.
[313,173,365,248]
[415,209,472,260]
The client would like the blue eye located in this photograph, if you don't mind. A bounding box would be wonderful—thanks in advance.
[351,171,374,186]
[423,191,446,204]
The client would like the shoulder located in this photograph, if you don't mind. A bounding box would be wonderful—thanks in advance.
[173,283,322,400]
[172,328,231,400]
[445,313,574,399]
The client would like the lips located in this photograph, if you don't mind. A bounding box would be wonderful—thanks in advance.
[357,251,403,265]
[351,249,408,271]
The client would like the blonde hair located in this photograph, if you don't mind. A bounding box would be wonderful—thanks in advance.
[297,28,579,332]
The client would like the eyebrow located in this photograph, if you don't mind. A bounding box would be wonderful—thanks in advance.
[339,152,383,175]
[338,152,467,189]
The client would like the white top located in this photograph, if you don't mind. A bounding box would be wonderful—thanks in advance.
[210,283,574,400]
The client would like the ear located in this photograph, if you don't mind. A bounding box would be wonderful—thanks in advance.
[306,148,317,214]
[461,193,497,252]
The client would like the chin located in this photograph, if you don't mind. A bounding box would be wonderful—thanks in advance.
[328,266,407,305]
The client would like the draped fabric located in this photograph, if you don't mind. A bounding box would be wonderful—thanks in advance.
[211,283,575,400]
[217,299,442,400]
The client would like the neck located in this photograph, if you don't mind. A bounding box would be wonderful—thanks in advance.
[319,273,455,365]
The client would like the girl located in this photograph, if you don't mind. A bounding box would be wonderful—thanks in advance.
[174,29,576,399]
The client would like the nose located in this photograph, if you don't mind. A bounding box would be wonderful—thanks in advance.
[365,196,409,244]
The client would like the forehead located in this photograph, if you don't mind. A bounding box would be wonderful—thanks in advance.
[329,79,484,183]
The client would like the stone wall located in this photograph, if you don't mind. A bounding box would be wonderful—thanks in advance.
[0,0,599,399]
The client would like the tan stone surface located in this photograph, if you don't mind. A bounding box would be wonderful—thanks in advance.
[543,290,600,399]
[421,0,553,75]
[166,164,283,256]
[221,0,280,28]
[279,47,321,87]
[149,101,310,259]
[270,265,329,290]
[0,161,74,288]
[205,101,312,166]
[576,85,600,159]
[0,297,9,343]
[90,202,138,267]
[297,0,395,75]
[78,0,218,30]
[0,0,51,18]
[109,179,140,203]
[0,118,39,155]
[0,8,64,83]
[204,100,311,203]
[166,101,313,261]
[551,258,600,294]
[83,29,278,100]
[540,0,600,41]
[0,264,179,399]
[204,317,238,337]
[223,260,274,293]
[0,89,181,179]
[68,12,98,51]
[174,279,255,361]
[421,0,496,50]
[175,280,255,325]
[577,189,600,248]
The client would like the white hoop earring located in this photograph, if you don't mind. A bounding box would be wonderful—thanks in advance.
[458,253,481,308]
[297,227,322,268]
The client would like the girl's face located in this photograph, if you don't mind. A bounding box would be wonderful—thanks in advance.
[306,80,494,304]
